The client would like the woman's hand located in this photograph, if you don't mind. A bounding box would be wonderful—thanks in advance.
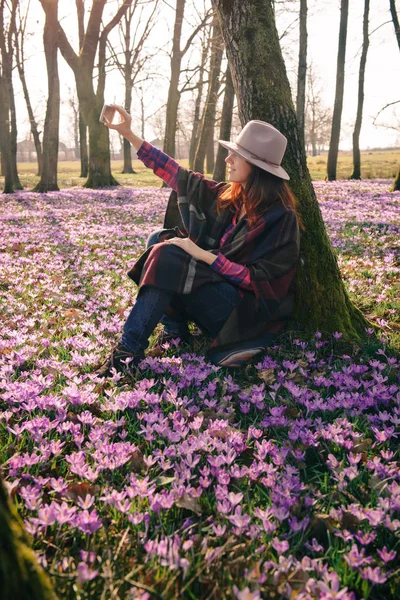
[165,237,217,265]
[102,104,144,151]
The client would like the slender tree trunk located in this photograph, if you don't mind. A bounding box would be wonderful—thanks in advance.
[350,0,369,180]
[194,19,223,173]
[8,78,22,189]
[122,66,135,173]
[34,0,60,192]
[0,0,22,190]
[16,62,43,176]
[0,476,58,599]
[189,40,209,169]
[327,0,349,181]
[84,99,118,188]
[78,112,88,177]
[296,0,307,145]
[206,124,215,173]
[163,0,185,159]
[389,0,400,191]
[213,63,234,181]
[212,0,369,340]
[0,75,14,193]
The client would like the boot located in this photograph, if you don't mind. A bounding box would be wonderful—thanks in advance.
[95,343,144,378]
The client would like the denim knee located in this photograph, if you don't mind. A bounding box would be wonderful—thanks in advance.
[146,230,164,249]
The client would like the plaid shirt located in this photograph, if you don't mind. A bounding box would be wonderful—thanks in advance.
[137,141,252,292]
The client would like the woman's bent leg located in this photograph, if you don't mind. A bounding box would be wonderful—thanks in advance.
[146,229,190,338]
[180,282,242,338]
[121,286,174,353]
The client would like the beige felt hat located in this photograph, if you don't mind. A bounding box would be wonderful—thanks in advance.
[218,120,290,181]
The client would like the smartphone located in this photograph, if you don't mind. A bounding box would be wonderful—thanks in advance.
[99,104,116,124]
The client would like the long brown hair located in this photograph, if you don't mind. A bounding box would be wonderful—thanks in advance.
[217,165,304,229]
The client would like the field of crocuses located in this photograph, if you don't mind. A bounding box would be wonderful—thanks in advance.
[0,180,399,600]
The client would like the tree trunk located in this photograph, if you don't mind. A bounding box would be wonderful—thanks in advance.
[0,476,57,599]
[193,19,223,173]
[163,0,185,159]
[213,63,234,181]
[212,0,369,340]
[0,75,14,193]
[0,0,22,190]
[389,0,400,191]
[34,0,60,193]
[206,124,215,174]
[350,0,369,180]
[122,67,135,173]
[296,0,307,145]
[84,101,118,188]
[8,78,22,189]
[16,62,43,176]
[327,0,349,181]
[392,168,400,191]
[189,39,209,169]
[79,111,88,178]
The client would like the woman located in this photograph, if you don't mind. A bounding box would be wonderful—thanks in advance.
[97,105,301,376]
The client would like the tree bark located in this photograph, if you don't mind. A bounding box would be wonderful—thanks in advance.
[34,0,60,193]
[164,0,185,159]
[79,112,89,177]
[189,38,209,169]
[389,0,400,191]
[0,0,22,191]
[193,19,223,173]
[206,123,215,173]
[327,0,349,181]
[296,0,307,145]
[0,74,14,193]
[350,0,369,180]
[213,63,234,181]
[122,63,135,173]
[0,476,58,599]
[15,58,43,176]
[212,0,369,340]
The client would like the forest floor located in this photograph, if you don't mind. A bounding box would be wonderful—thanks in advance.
[7,147,400,190]
[0,179,399,599]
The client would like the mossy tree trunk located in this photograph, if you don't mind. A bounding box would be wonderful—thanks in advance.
[327,0,349,181]
[213,62,234,182]
[34,0,60,193]
[212,0,369,340]
[350,0,369,180]
[0,476,58,600]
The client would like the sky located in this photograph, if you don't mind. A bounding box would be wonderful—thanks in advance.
[11,0,400,152]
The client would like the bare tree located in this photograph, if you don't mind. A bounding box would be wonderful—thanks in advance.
[305,65,332,156]
[389,0,400,190]
[350,0,370,180]
[212,0,369,340]
[296,0,308,144]
[42,0,133,188]
[163,0,212,159]
[213,62,234,181]
[193,17,223,173]
[107,0,159,174]
[34,0,60,193]
[188,28,211,169]
[0,0,22,192]
[327,0,349,181]
[14,0,43,177]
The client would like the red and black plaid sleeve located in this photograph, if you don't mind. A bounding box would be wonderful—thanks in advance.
[210,253,252,292]
[136,141,180,191]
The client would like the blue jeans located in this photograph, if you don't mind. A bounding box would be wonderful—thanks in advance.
[121,230,242,354]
